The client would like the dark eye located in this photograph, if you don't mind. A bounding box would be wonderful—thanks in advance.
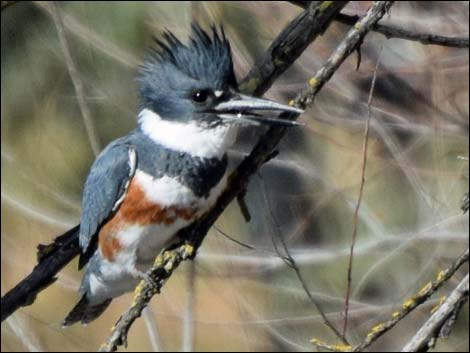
[192,90,209,103]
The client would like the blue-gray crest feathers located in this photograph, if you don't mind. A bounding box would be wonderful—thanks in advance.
[140,24,235,87]
[137,24,237,119]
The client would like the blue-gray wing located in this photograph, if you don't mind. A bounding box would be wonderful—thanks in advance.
[79,139,137,254]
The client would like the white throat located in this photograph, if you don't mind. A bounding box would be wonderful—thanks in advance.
[138,108,237,159]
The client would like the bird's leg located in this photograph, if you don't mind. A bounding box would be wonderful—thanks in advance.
[128,249,158,290]
[129,267,159,290]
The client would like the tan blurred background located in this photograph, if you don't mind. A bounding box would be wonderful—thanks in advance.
[1,1,469,351]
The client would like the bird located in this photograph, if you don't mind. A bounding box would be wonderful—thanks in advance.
[62,24,302,326]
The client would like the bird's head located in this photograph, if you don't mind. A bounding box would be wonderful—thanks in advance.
[137,24,302,130]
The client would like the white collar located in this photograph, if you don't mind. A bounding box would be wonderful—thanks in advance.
[138,109,237,159]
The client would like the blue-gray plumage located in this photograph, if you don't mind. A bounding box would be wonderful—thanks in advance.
[78,141,136,258]
[62,23,302,327]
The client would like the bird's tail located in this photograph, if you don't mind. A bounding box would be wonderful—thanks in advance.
[62,295,112,327]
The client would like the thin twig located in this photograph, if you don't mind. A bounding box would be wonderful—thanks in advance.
[401,273,469,352]
[293,1,394,109]
[291,1,470,48]
[214,226,259,251]
[49,1,101,156]
[260,176,349,345]
[342,46,383,339]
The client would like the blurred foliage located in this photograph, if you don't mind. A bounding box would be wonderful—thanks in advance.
[1,1,469,352]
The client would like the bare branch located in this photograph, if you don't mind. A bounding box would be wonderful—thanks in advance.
[293,1,394,109]
[291,1,470,48]
[342,46,383,339]
[309,249,469,352]
[238,1,348,96]
[352,248,469,352]
[0,226,80,321]
[401,273,469,352]
[260,177,349,345]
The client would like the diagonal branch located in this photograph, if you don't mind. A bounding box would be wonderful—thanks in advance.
[1,225,80,321]
[0,0,347,326]
[291,1,470,48]
[238,1,348,96]
[292,1,394,109]
[352,248,469,352]
[310,249,469,352]
[100,2,394,351]
[401,273,469,352]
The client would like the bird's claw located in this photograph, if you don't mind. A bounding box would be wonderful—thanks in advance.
[131,269,159,290]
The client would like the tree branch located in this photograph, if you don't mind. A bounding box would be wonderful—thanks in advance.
[99,1,356,351]
[0,0,347,332]
[401,273,469,352]
[100,1,396,351]
[1,225,80,321]
[343,45,383,340]
[351,248,469,352]
[310,249,469,352]
[292,1,394,110]
[238,1,348,95]
[290,1,470,48]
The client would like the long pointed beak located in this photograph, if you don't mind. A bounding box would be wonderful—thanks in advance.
[213,94,303,127]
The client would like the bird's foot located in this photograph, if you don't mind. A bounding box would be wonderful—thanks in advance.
[130,268,159,290]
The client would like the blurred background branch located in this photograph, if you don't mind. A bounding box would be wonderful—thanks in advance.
[49,1,101,156]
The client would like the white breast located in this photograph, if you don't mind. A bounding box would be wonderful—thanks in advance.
[115,170,228,266]
[138,108,238,159]
[134,169,228,213]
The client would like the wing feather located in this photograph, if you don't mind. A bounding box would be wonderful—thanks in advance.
[79,140,137,255]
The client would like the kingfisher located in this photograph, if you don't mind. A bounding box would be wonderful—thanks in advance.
[62,24,302,326]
